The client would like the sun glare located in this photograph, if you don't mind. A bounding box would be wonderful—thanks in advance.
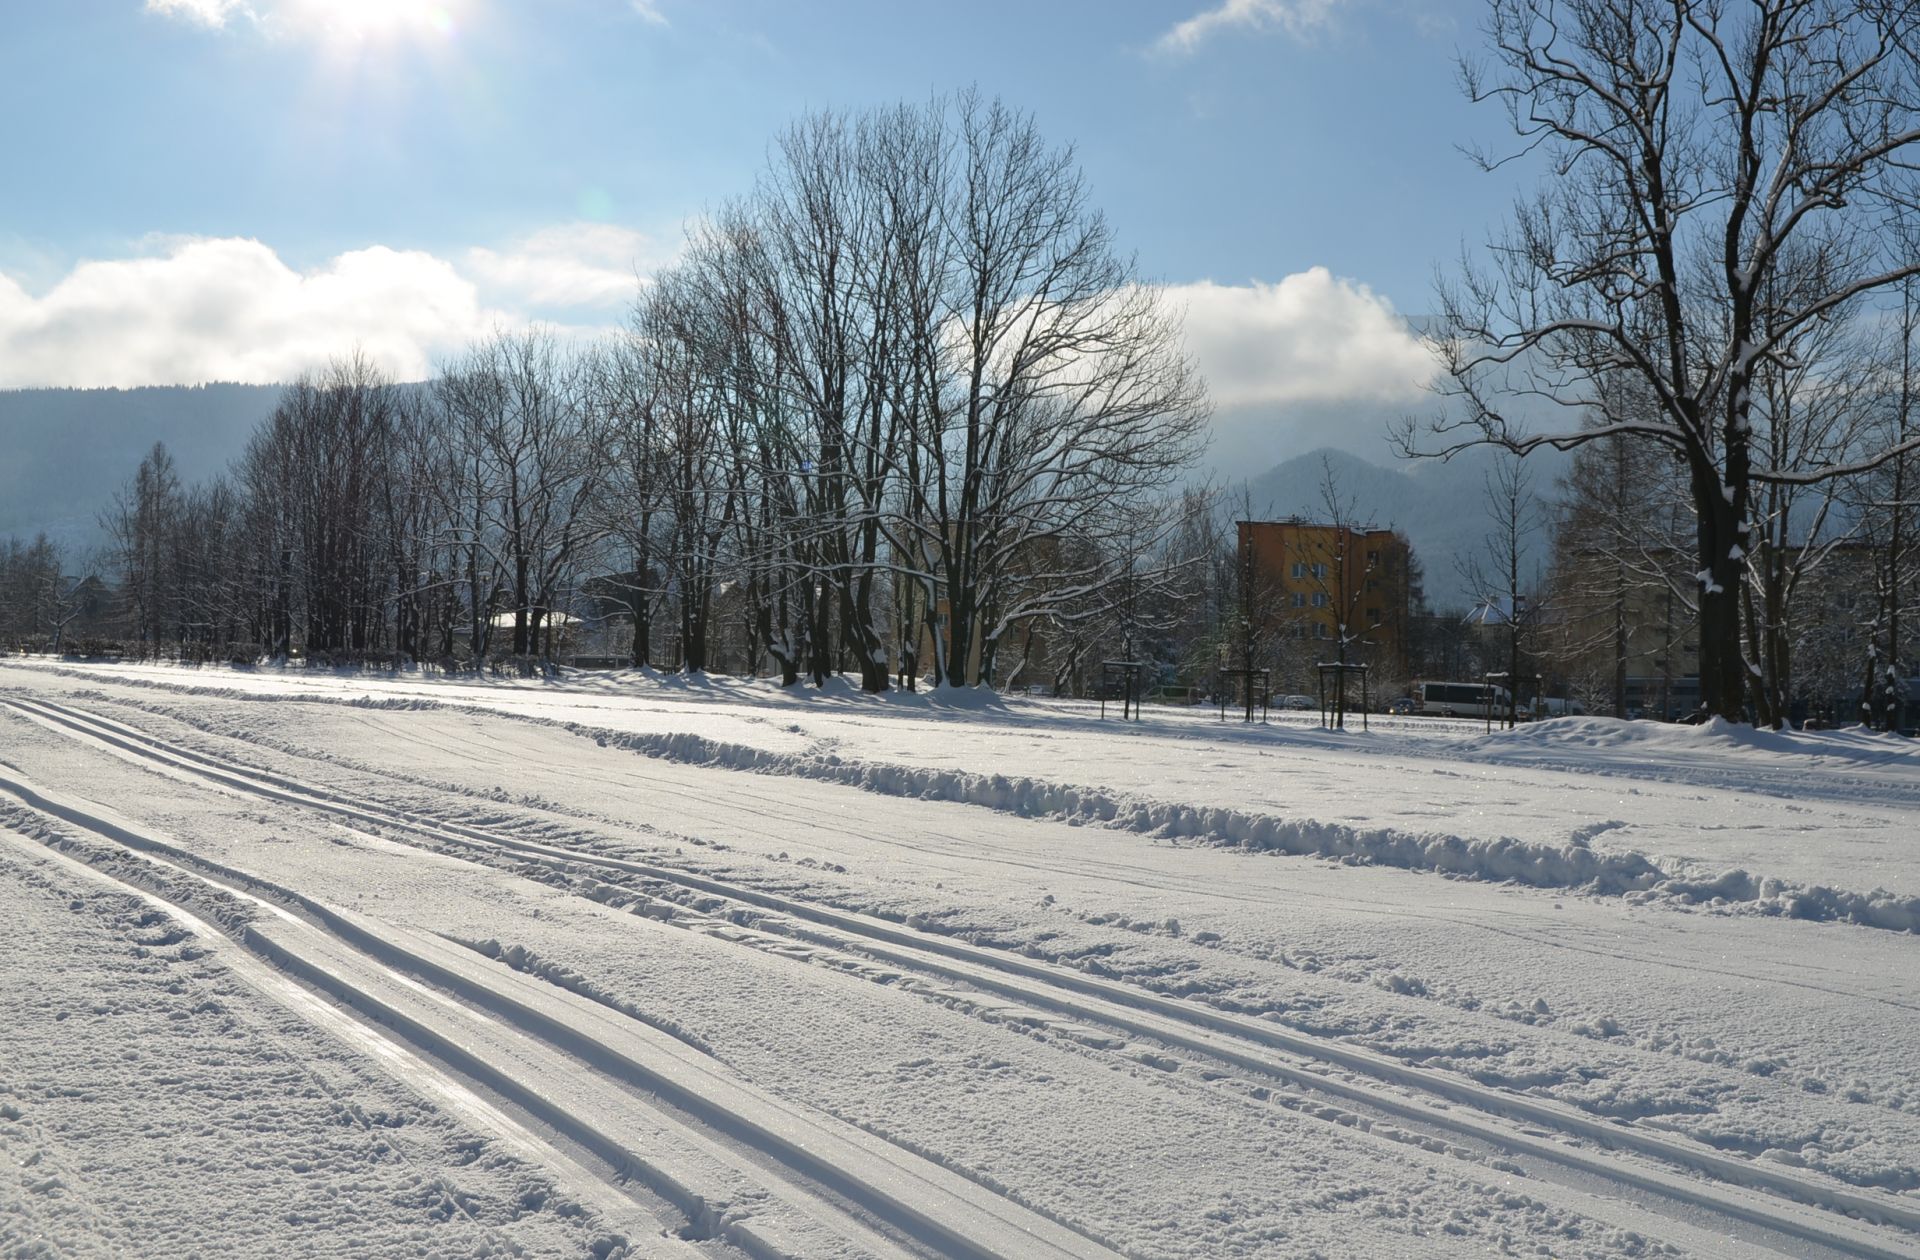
[282,0,460,46]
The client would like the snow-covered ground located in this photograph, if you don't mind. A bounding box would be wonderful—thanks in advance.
[1,656,1917,1259]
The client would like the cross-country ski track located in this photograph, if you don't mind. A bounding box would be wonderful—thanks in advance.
[0,697,1115,1260]
[2,681,1918,1260]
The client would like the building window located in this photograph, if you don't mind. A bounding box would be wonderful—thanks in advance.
[1315,623,1330,639]
[1290,561,1305,579]
[1311,591,1327,608]
[1312,562,1327,579]
[1291,592,1306,608]
[1368,607,1381,625]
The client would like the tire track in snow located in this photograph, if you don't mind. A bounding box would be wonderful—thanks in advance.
[6,693,1919,1260]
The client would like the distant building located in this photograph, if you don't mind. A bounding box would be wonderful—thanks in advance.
[1236,520,1413,684]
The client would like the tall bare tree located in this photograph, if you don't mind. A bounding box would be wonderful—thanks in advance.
[104,442,180,651]
[1461,455,1548,727]
[1547,421,1692,714]
[1739,254,1882,725]
[437,330,608,662]
[1407,0,1920,720]
[892,91,1208,686]
[1853,270,1920,728]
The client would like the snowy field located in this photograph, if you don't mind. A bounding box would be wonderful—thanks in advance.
[2,657,1918,1259]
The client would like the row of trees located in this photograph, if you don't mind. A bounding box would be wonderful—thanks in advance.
[60,365,1914,725]
[1412,0,1920,724]
[1537,325,1920,730]
[1451,306,1920,731]
[0,534,101,650]
[83,93,1209,691]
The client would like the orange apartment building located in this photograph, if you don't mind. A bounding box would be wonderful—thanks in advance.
[1235,519,1413,680]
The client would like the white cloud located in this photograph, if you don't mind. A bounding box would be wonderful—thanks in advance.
[145,0,250,25]
[1167,269,1435,408]
[0,239,1425,404]
[630,0,668,26]
[0,237,498,387]
[463,223,660,310]
[1155,0,1342,54]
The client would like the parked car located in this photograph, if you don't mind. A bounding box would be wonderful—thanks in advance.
[1275,694,1317,710]
[1388,696,1415,714]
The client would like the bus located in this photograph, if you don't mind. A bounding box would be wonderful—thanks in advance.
[1414,680,1514,719]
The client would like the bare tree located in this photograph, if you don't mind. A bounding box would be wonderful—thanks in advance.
[1281,458,1408,725]
[239,357,404,658]
[636,265,749,675]
[0,534,88,650]
[104,442,181,651]
[1547,421,1689,714]
[747,108,910,690]
[1461,455,1549,727]
[437,330,608,664]
[379,390,453,664]
[592,329,670,668]
[891,91,1209,686]
[1739,255,1883,725]
[169,477,245,654]
[1407,0,1920,721]
[1852,271,1920,728]
[1161,483,1239,696]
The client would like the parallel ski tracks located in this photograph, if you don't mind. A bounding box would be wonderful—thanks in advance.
[5,691,1920,1260]
[0,697,1120,1260]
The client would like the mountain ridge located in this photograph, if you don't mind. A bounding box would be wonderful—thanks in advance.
[0,383,285,552]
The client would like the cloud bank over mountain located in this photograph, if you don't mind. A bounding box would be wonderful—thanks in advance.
[0,241,1453,555]
[0,227,652,389]
[0,236,1435,474]
[1169,270,1435,409]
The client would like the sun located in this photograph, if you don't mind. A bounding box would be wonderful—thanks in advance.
[281,0,461,46]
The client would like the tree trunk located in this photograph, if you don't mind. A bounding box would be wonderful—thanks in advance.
[1611,565,1627,719]
[1692,459,1748,722]
[842,580,889,692]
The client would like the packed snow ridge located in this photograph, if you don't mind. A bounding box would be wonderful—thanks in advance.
[573,723,1920,934]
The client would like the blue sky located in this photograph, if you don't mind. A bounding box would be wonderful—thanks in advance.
[0,0,1528,460]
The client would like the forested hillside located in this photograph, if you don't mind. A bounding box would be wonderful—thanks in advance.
[0,384,285,549]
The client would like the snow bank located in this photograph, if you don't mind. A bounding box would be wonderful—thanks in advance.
[569,725,1920,932]
[580,726,1665,891]
[1474,714,1920,767]
[762,676,1009,711]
